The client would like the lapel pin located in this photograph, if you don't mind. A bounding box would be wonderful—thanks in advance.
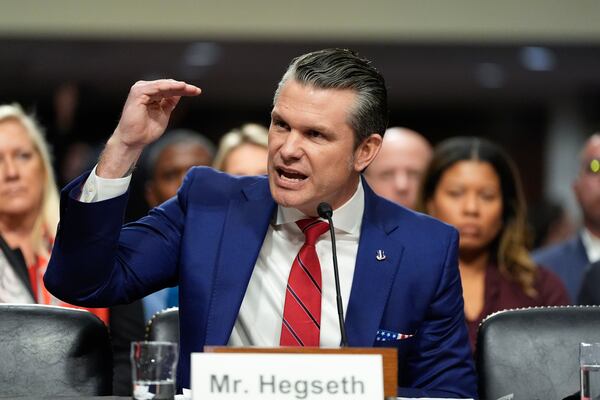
[376,250,386,261]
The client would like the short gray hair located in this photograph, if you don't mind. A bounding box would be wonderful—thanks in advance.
[274,48,388,147]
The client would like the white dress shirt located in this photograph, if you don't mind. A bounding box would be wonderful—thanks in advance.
[581,228,600,264]
[228,180,363,347]
[80,168,363,347]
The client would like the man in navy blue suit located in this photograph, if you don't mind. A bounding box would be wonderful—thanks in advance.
[533,133,600,301]
[45,49,476,398]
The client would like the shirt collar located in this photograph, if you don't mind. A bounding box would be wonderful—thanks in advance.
[581,228,600,263]
[275,178,364,235]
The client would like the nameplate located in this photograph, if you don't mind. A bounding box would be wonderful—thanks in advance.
[191,353,383,399]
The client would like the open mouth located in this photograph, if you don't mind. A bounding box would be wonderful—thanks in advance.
[277,167,307,182]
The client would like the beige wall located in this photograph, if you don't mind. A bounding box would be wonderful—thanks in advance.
[2,0,600,42]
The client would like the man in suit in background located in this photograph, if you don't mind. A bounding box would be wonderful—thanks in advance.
[579,260,600,305]
[140,129,216,321]
[44,49,476,398]
[363,127,432,210]
[533,133,600,301]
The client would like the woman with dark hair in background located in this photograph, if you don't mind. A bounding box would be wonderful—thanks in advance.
[419,137,569,350]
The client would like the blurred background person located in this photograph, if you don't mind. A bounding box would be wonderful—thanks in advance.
[213,123,268,176]
[140,129,216,321]
[364,127,432,209]
[144,129,215,210]
[527,199,575,250]
[419,137,569,350]
[0,104,109,319]
[532,133,600,302]
[0,104,144,396]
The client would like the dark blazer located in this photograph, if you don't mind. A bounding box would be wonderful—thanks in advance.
[532,235,589,302]
[578,260,600,305]
[45,167,476,398]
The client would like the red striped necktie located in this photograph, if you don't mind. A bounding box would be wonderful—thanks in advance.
[280,218,330,347]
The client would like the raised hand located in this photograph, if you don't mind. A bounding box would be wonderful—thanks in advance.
[97,79,201,178]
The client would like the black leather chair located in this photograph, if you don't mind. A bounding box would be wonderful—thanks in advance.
[476,306,600,400]
[145,307,180,343]
[0,304,112,396]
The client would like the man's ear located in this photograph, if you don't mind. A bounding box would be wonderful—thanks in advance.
[353,133,382,172]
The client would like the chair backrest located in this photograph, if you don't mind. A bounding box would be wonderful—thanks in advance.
[145,307,180,343]
[476,306,600,400]
[0,304,112,396]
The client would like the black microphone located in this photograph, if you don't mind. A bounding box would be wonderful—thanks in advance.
[317,202,348,347]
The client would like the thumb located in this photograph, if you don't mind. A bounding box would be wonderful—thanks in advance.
[162,96,182,114]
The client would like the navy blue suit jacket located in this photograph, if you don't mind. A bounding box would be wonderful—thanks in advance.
[532,235,589,302]
[579,260,600,305]
[45,167,476,398]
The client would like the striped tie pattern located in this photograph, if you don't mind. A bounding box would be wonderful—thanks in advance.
[280,218,330,347]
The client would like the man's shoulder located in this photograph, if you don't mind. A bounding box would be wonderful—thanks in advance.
[532,234,583,264]
[181,167,270,203]
[366,192,457,243]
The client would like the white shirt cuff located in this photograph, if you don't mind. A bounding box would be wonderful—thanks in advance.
[79,165,132,203]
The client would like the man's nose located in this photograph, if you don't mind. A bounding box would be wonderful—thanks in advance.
[394,171,410,192]
[279,131,303,161]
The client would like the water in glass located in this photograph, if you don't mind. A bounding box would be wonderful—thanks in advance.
[581,364,600,400]
[133,378,175,400]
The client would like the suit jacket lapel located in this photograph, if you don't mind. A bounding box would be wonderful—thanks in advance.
[345,179,405,346]
[205,178,276,345]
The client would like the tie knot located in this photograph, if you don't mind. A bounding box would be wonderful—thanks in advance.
[296,218,330,246]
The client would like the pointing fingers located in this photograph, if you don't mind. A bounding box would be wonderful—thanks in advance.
[131,79,202,103]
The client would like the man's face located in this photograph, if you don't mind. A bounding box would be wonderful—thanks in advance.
[364,130,431,209]
[268,80,380,216]
[573,136,600,233]
[145,142,212,207]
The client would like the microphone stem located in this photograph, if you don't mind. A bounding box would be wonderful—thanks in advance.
[327,218,348,347]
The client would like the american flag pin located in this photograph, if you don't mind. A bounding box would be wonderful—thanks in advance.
[376,250,386,261]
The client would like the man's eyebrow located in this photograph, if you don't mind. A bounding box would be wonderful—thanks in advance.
[308,124,335,136]
[270,110,333,135]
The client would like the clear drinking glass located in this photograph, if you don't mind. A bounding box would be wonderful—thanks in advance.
[580,342,600,400]
[131,341,179,400]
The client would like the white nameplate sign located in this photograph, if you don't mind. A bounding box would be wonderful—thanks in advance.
[191,353,383,400]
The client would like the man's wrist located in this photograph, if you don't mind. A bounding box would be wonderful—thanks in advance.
[96,136,144,179]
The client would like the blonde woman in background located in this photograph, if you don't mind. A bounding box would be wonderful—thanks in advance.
[0,104,108,321]
[213,123,268,176]
[0,104,147,395]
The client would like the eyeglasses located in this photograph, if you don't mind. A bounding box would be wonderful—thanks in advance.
[584,159,599,174]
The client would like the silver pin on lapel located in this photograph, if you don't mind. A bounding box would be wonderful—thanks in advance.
[376,250,386,261]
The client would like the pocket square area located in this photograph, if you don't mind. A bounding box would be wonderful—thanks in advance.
[376,329,415,342]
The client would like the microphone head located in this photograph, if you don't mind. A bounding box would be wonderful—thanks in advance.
[317,202,333,219]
